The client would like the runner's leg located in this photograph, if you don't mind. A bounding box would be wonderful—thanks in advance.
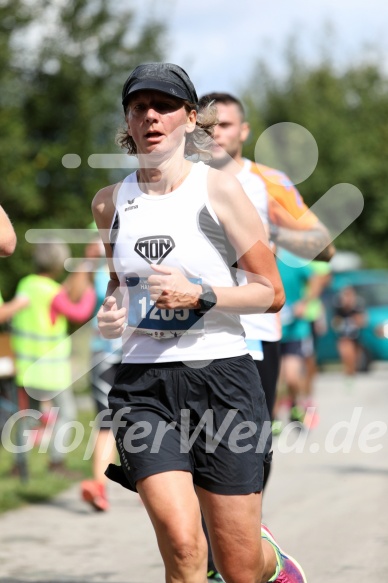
[198,487,277,583]
[137,471,208,583]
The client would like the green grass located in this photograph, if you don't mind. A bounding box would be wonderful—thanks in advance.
[0,409,94,514]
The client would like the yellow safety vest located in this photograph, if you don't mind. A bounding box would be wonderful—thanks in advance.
[11,275,72,391]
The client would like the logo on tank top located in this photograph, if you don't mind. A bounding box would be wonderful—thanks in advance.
[125,198,138,211]
[134,235,175,264]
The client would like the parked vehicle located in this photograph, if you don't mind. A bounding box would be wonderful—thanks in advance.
[316,269,388,370]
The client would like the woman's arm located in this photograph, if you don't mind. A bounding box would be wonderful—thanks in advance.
[92,184,120,292]
[207,168,285,314]
[151,169,285,315]
[92,184,127,338]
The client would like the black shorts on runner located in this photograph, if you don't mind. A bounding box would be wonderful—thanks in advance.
[254,340,281,420]
[106,354,272,495]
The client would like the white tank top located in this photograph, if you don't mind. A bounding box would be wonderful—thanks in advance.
[236,159,282,345]
[111,161,248,363]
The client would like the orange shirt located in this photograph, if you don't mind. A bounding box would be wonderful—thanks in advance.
[250,162,318,230]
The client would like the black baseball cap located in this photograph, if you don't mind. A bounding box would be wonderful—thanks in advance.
[122,63,198,109]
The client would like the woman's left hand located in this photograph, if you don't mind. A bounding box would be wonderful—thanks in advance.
[148,265,201,309]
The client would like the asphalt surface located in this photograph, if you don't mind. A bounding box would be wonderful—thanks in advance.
[0,367,387,582]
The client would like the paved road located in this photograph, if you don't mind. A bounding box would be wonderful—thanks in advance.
[0,368,387,582]
[265,366,388,582]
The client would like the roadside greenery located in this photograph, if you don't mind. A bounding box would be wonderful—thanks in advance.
[242,51,388,269]
[0,409,94,513]
[0,0,164,512]
[1,3,388,293]
[0,0,166,296]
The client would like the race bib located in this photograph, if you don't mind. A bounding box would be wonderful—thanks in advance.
[126,276,205,340]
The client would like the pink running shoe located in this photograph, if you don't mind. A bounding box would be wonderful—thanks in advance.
[81,480,109,512]
[261,524,307,582]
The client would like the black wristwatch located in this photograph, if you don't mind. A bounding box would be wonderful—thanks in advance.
[194,284,217,316]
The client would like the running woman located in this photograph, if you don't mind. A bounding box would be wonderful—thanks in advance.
[93,63,307,583]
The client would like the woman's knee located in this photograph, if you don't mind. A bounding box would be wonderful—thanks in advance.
[169,530,208,571]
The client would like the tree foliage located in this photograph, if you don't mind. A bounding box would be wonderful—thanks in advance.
[1,0,166,295]
[242,51,388,269]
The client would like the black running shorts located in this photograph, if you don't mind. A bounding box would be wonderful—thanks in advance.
[106,354,272,495]
[254,340,281,420]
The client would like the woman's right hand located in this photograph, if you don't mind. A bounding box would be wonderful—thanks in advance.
[97,296,127,338]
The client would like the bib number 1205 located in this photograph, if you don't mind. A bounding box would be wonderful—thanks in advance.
[126,275,204,339]
[138,297,189,322]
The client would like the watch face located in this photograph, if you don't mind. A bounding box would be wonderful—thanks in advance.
[200,289,217,310]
